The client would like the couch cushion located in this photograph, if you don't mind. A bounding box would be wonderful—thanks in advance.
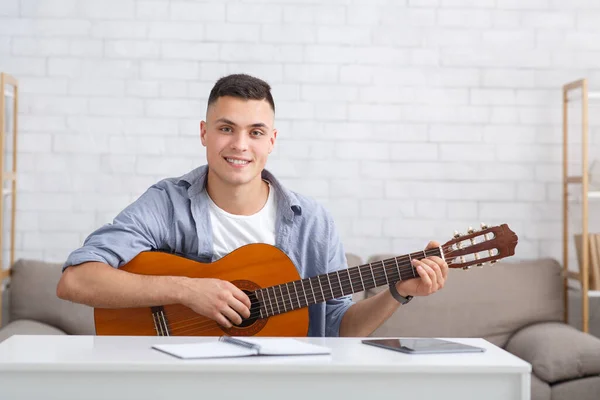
[0,319,66,342]
[364,257,563,348]
[10,259,95,335]
[551,375,600,400]
[505,322,600,383]
[531,374,550,400]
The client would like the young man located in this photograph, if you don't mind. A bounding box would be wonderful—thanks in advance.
[57,74,448,337]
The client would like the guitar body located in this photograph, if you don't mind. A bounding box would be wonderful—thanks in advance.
[94,244,309,337]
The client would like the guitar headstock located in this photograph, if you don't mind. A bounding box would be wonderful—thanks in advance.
[442,223,518,269]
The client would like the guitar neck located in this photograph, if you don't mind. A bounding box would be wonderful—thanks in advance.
[253,247,443,318]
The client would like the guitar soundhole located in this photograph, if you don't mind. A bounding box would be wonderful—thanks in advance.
[222,280,268,336]
[236,290,261,328]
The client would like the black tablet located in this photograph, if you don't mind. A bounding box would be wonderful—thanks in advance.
[362,338,486,354]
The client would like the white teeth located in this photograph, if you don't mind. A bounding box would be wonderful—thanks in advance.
[226,158,249,165]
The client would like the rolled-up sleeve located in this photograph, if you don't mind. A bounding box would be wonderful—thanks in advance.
[324,214,354,337]
[63,185,172,271]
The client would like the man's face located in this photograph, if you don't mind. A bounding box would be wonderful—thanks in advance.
[200,96,277,188]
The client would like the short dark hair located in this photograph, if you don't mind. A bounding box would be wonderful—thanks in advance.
[207,74,275,113]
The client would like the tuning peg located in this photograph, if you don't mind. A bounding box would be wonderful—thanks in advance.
[481,222,488,229]
[467,226,474,234]
[453,230,461,238]
[490,260,497,264]
[476,263,484,268]
[462,265,471,270]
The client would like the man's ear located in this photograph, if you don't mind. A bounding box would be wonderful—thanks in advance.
[200,121,207,147]
[269,129,277,153]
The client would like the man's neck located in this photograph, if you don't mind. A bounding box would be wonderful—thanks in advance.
[205,171,269,216]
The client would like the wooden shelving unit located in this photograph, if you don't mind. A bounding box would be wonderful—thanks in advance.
[562,78,600,334]
[0,72,18,326]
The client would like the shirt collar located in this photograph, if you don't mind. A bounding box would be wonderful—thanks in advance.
[178,165,302,221]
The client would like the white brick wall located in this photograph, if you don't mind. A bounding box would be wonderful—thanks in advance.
[1,0,599,268]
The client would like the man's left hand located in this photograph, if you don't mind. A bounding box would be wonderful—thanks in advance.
[395,241,448,298]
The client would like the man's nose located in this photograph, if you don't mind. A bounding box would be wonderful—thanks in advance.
[230,132,249,151]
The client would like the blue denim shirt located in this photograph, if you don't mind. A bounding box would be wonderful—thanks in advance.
[64,165,354,337]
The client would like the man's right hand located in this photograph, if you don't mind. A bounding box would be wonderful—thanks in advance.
[178,278,251,328]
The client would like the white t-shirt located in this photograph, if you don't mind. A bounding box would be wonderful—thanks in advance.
[207,182,277,260]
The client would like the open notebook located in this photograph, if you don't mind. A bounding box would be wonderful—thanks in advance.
[152,336,332,359]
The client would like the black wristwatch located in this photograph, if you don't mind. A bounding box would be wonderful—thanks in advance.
[389,284,413,305]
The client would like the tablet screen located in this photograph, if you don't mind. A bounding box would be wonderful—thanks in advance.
[362,338,486,354]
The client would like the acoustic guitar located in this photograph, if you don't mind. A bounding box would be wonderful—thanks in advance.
[94,223,517,337]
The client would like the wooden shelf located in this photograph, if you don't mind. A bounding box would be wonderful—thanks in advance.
[563,78,597,334]
[0,72,18,328]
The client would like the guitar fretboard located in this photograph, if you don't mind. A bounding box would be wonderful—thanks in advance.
[254,247,442,318]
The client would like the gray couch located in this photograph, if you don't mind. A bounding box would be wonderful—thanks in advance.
[1,257,600,400]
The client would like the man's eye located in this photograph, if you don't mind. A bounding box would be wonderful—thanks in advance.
[220,127,232,133]
[251,131,264,136]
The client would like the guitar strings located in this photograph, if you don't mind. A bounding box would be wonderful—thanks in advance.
[161,247,448,328]
[159,247,454,331]
[158,249,463,335]
[168,257,464,336]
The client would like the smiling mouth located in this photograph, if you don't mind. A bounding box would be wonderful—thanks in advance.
[224,157,251,166]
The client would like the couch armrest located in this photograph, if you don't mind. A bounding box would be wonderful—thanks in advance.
[505,321,600,383]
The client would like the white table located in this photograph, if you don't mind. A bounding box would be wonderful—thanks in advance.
[0,335,531,400]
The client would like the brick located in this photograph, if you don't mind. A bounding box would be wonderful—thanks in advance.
[336,142,390,161]
[19,77,68,95]
[146,99,203,118]
[148,22,203,41]
[170,2,225,21]
[496,0,550,9]
[91,21,147,39]
[137,1,170,20]
[261,25,317,44]
[440,143,495,161]
[227,4,282,23]
[53,133,109,154]
[69,39,103,56]
[89,98,144,116]
[109,136,166,155]
[438,10,492,28]
[69,79,125,96]
[141,61,198,80]
[317,27,371,45]
[391,143,438,160]
[162,42,219,61]
[1,57,46,76]
[11,38,68,56]
[106,40,160,59]
[205,23,260,43]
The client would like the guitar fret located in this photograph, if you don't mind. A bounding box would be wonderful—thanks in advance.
[326,273,335,298]
[278,285,287,313]
[286,283,295,310]
[370,264,377,287]
[258,290,267,317]
[336,271,344,296]
[382,262,389,285]
[308,278,317,303]
[347,269,355,293]
[317,275,325,302]
[357,267,365,291]
[294,282,301,308]
[300,280,308,307]
[265,287,274,317]
[409,254,416,278]
[394,257,401,282]
[271,287,281,315]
